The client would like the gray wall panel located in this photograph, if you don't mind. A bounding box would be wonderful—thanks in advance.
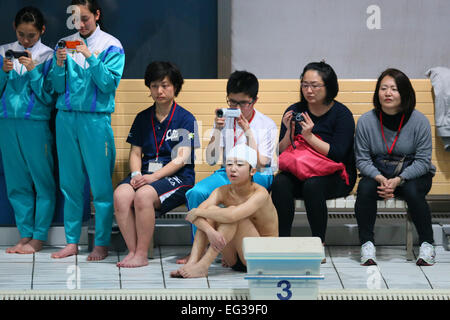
[231,0,450,79]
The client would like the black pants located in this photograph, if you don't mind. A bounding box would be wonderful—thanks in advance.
[355,173,434,245]
[271,171,354,242]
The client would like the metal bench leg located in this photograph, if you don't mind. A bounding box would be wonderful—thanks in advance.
[406,211,414,261]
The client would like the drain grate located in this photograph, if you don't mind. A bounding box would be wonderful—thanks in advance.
[318,289,450,300]
[2,289,450,300]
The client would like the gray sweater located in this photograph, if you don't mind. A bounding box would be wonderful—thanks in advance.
[355,109,436,180]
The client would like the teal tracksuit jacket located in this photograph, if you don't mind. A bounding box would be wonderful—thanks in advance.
[49,26,125,246]
[0,39,56,241]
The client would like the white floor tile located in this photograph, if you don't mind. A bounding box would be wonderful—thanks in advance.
[0,247,34,263]
[0,245,448,295]
[379,265,431,289]
[121,281,164,289]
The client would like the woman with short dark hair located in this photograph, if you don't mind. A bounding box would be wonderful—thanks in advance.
[114,61,199,268]
[354,68,436,266]
[271,61,356,245]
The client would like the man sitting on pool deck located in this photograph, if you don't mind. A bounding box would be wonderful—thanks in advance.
[170,144,278,278]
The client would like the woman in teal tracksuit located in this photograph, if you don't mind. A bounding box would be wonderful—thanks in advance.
[50,0,125,261]
[0,7,56,254]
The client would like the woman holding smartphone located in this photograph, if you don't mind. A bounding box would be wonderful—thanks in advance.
[50,0,125,261]
[0,6,56,254]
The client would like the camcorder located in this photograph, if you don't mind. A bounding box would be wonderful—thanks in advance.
[216,108,241,118]
[291,111,305,122]
[57,40,82,49]
[5,50,28,60]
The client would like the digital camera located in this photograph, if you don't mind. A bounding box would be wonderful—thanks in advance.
[57,40,82,49]
[216,108,241,118]
[291,111,305,122]
[5,50,28,60]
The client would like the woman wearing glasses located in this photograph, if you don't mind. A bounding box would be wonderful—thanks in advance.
[179,71,278,263]
[271,61,356,248]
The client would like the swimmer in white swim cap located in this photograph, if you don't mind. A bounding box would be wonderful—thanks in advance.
[225,144,258,183]
[170,144,278,279]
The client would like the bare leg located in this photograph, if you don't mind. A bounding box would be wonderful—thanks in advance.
[114,184,137,267]
[175,205,223,264]
[221,219,259,269]
[179,222,239,278]
[119,186,159,268]
[171,218,214,277]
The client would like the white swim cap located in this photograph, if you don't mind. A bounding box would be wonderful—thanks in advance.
[226,144,257,168]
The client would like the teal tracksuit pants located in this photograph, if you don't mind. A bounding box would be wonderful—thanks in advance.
[0,118,56,241]
[56,111,116,246]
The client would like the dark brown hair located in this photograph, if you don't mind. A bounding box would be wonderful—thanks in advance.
[373,68,416,115]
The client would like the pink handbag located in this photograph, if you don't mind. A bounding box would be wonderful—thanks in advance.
[278,135,349,185]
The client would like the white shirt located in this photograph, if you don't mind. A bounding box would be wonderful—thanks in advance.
[216,108,278,172]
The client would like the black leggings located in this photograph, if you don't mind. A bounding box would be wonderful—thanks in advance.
[271,171,354,242]
[355,173,434,245]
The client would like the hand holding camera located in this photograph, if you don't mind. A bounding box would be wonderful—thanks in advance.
[5,49,28,60]
[296,112,314,139]
[56,43,68,67]
[17,50,35,72]
[2,55,14,73]
[56,40,90,66]
[3,50,35,72]
[214,108,241,130]
[58,40,82,50]
[215,107,241,119]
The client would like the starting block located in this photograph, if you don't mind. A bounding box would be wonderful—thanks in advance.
[243,237,325,300]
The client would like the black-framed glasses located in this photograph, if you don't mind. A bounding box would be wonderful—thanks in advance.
[226,98,255,108]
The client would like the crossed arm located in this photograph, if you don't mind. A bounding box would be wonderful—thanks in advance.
[186,187,268,224]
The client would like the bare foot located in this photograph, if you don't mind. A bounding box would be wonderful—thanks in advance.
[179,261,209,278]
[117,252,135,267]
[6,238,31,254]
[222,259,231,268]
[176,253,190,264]
[17,239,44,254]
[119,254,149,268]
[87,246,109,261]
[171,258,197,278]
[170,268,183,278]
[51,244,79,259]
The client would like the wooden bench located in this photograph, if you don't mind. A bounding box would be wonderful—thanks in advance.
[102,79,450,259]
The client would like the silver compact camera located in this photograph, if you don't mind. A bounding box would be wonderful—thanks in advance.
[216,108,241,118]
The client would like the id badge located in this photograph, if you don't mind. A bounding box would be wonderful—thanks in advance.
[147,161,163,173]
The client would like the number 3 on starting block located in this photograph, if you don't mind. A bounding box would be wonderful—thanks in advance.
[277,280,293,300]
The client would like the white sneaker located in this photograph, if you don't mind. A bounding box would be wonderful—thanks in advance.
[361,241,377,266]
[416,242,436,266]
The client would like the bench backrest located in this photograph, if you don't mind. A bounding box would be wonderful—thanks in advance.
[113,79,449,195]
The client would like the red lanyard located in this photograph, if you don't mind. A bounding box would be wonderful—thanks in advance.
[233,110,256,146]
[379,112,405,155]
[151,102,177,160]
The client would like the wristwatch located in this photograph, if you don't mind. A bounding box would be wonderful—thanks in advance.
[398,176,406,186]
[131,171,142,178]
